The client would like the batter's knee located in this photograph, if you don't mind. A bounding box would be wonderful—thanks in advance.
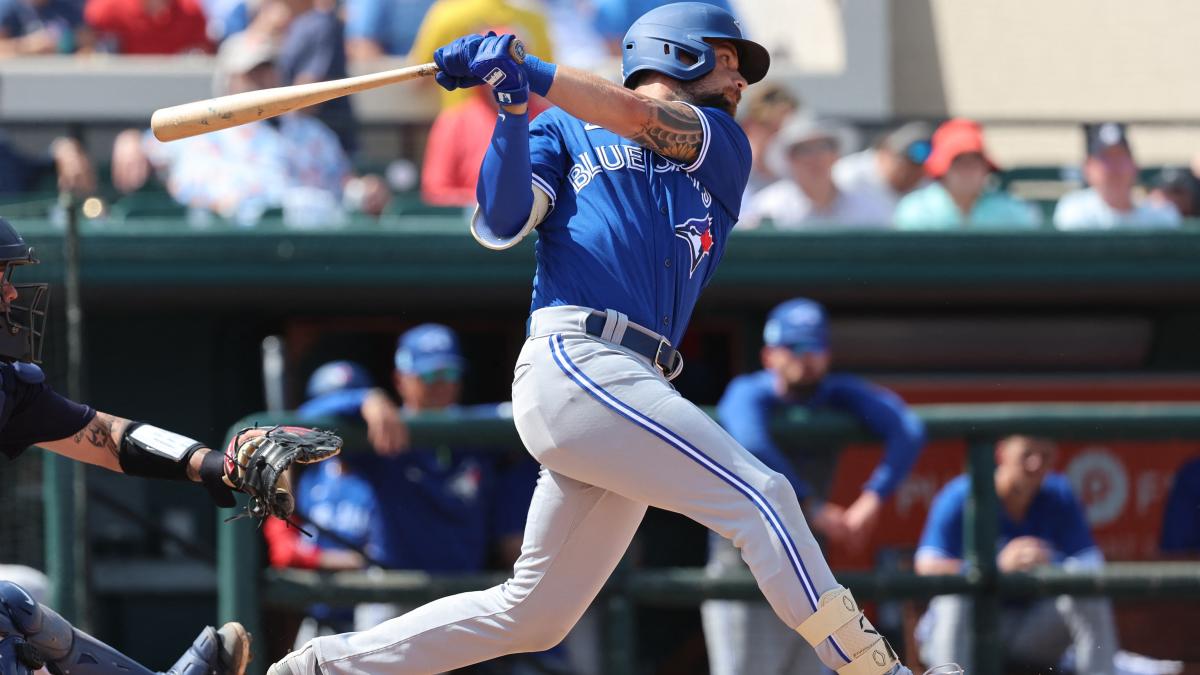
[497,587,577,653]
[759,471,800,512]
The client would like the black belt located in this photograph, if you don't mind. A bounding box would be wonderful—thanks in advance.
[583,314,683,380]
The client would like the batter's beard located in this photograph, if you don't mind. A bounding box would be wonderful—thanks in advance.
[673,80,737,117]
[691,91,737,116]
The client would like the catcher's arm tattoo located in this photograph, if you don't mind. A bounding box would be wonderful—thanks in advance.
[43,411,129,472]
[627,101,703,165]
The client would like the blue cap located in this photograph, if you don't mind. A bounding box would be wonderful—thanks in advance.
[763,298,828,353]
[394,324,465,375]
[306,360,372,399]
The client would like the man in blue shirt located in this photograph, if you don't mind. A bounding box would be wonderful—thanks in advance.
[272,5,927,674]
[704,298,926,675]
[915,435,1117,674]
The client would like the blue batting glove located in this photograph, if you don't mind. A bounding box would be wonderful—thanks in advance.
[469,34,529,106]
[432,32,490,91]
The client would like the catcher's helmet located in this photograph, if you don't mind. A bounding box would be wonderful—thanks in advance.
[621,2,770,88]
[0,217,49,363]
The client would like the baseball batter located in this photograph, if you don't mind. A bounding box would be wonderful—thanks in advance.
[271,4,927,674]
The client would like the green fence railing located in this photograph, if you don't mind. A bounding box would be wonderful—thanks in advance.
[214,403,1200,675]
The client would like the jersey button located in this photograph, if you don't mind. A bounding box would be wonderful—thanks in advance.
[664,258,672,268]
[662,316,671,327]
[659,205,667,214]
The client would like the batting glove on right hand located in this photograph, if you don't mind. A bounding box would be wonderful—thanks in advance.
[433,32,490,91]
[469,34,529,107]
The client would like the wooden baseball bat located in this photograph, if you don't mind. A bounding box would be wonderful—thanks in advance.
[151,39,526,142]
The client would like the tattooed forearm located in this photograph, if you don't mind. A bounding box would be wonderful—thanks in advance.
[82,416,119,461]
[628,102,703,164]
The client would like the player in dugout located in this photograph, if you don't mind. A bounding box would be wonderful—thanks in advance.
[0,216,251,675]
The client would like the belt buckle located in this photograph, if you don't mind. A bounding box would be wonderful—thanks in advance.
[654,338,683,381]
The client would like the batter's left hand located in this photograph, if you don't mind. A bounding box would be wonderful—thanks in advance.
[469,34,529,107]
[433,32,489,91]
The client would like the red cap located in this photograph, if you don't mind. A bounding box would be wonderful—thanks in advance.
[924,118,998,178]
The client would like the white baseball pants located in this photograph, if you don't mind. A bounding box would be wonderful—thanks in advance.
[300,307,854,674]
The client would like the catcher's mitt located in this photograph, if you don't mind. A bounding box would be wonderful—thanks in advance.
[223,425,342,522]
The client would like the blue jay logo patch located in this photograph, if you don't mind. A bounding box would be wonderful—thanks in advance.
[674,215,714,278]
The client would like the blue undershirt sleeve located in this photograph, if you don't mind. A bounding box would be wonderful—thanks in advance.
[474,110,535,246]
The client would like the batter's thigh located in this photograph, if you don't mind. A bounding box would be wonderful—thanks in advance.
[514,334,848,669]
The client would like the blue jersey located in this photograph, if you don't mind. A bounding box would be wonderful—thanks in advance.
[717,370,925,501]
[917,474,1098,564]
[527,104,751,345]
[297,459,378,553]
[1161,458,1200,553]
[1,362,94,459]
[299,391,537,572]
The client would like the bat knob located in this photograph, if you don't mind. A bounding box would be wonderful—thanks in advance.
[509,39,526,64]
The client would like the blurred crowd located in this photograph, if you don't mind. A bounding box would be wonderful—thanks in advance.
[0,0,1194,230]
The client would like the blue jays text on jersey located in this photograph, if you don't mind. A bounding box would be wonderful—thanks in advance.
[526,102,751,345]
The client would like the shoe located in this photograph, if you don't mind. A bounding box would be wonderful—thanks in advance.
[163,622,252,675]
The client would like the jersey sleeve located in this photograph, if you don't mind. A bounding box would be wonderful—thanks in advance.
[1,382,95,458]
[344,0,384,42]
[528,112,566,210]
[717,373,813,501]
[916,478,967,563]
[825,375,926,498]
[678,103,752,218]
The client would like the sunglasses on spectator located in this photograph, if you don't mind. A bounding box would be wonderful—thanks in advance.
[418,368,461,384]
[905,139,932,164]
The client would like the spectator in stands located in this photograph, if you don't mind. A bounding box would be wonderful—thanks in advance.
[739,82,800,202]
[1054,122,1180,230]
[84,0,211,54]
[1160,456,1200,554]
[0,0,94,55]
[1148,167,1199,219]
[915,435,1119,674]
[344,0,435,61]
[405,0,554,109]
[110,32,388,225]
[742,115,892,229]
[0,133,95,197]
[199,0,247,44]
[703,298,926,675]
[835,121,932,213]
[421,76,548,207]
[894,118,1041,230]
[263,361,384,645]
[266,0,360,156]
[540,0,607,70]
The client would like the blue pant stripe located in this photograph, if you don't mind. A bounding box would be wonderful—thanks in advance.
[547,335,852,664]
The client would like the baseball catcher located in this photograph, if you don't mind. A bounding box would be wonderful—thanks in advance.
[0,216,341,675]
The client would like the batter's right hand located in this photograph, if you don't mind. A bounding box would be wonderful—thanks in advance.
[433,32,490,91]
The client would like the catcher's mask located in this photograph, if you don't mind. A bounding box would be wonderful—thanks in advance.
[0,218,49,363]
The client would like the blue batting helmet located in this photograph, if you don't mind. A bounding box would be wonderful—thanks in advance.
[621,2,770,88]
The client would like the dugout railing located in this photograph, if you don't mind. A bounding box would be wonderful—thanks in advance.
[206,403,1200,675]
